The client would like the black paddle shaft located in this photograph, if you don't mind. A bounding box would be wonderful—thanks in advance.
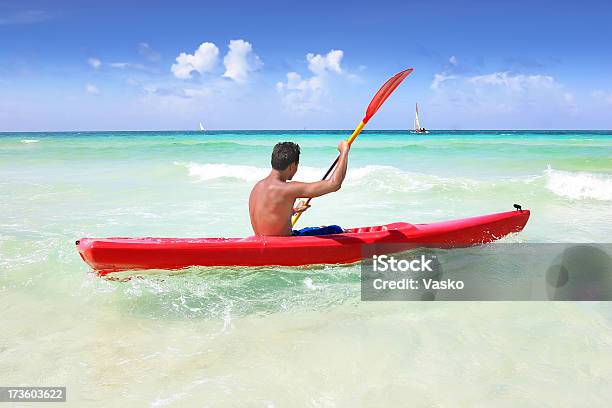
[321,155,340,180]
[300,155,340,207]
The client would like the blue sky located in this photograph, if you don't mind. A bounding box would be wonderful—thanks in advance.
[1,0,612,131]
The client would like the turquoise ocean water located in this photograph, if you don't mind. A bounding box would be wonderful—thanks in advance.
[1,130,612,405]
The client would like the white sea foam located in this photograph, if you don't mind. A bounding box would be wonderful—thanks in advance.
[177,162,393,183]
[545,165,612,201]
[176,162,269,181]
[21,139,39,143]
[178,162,430,184]
[178,162,612,201]
[304,277,322,290]
[350,165,445,192]
[175,162,479,194]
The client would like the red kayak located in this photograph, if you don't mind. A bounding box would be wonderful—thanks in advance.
[76,209,529,276]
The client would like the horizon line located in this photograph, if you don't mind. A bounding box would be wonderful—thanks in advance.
[2,129,612,134]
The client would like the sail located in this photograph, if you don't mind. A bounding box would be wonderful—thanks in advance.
[199,122,205,131]
[415,103,422,130]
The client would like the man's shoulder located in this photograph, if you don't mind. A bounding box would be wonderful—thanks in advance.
[253,176,305,196]
[253,178,286,191]
[267,179,302,197]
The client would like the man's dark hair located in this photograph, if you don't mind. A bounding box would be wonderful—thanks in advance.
[271,142,300,170]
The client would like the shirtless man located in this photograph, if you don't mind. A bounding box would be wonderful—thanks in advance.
[249,140,350,236]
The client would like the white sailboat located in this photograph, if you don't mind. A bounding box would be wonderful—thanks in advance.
[199,122,205,131]
[414,103,428,133]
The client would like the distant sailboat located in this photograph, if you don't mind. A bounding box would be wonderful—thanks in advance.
[199,122,205,132]
[414,103,428,133]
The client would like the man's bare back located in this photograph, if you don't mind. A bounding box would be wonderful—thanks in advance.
[249,176,298,236]
[249,140,350,236]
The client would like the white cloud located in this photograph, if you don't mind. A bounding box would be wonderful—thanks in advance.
[88,58,101,70]
[428,70,577,126]
[431,71,557,93]
[306,49,343,75]
[171,42,219,79]
[85,84,99,94]
[468,72,555,91]
[109,62,129,68]
[276,49,346,112]
[170,39,261,82]
[276,72,324,112]
[222,39,262,83]
[449,55,458,66]
[107,62,151,73]
[431,73,457,90]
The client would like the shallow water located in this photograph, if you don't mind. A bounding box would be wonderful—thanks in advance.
[1,130,612,406]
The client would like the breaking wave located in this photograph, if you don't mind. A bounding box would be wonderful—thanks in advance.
[175,162,612,201]
[545,166,612,201]
[175,162,479,192]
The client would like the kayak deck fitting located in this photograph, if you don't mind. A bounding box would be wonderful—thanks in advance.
[76,209,530,276]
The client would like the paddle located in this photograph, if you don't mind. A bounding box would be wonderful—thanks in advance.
[292,68,414,226]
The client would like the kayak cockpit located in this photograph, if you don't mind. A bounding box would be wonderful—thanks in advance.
[344,222,414,234]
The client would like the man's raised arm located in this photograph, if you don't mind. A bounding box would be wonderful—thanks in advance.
[287,141,350,198]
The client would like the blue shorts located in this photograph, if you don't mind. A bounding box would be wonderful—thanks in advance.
[292,225,344,236]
